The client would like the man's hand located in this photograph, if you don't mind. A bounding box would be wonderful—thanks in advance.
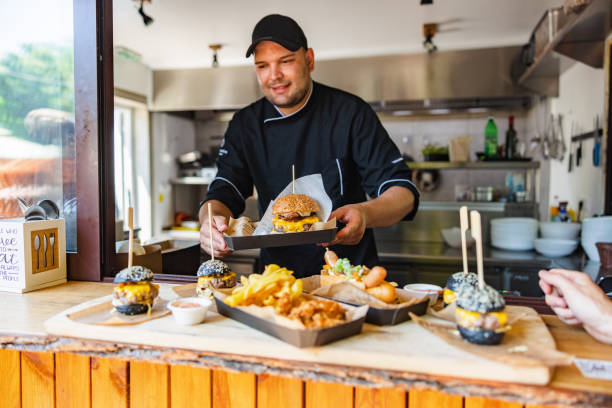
[320,204,367,246]
[199,200,234,258]
[539,269,612,344]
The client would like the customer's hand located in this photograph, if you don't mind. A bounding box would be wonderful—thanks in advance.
[320,204,367,246]
[539,269,612,344]
[199,201,233,258]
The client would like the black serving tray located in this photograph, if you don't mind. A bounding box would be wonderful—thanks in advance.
[301,276,429,326]
[223,228,337,250]
[213,292,367,348]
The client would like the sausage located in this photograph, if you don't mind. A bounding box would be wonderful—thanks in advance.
[363,266,387,289]
[366,281,396,303]
[324,248,339,267]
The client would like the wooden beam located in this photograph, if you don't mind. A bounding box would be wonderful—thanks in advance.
[0,349,21,408]
[305,380,353,408]
[354,386,405,408]
[130,361,170,408]
[56,353,91,408]
[91,357,128,408]
[170,364,212,408]
[408,389,462,408]
[465,396,523,408]
[257,374,303,408]
[212,370,255,408]
[21,351,55,408]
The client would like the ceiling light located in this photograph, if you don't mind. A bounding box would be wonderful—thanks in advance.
[420,0,433,4]
[422,23,438,54]
[138,0,154,26]
[209,44,222,68]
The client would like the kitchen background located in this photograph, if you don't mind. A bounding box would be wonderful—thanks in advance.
[109,0,609,293]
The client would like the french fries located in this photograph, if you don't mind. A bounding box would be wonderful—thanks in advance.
[224,264,303,313]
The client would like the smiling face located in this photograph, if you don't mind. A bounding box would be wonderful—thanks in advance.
[253,41,314,115]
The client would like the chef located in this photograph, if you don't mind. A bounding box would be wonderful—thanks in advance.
[199,14,419,278]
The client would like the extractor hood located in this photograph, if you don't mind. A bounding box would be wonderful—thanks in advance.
[151,45,532,113]
[512,0,612,96]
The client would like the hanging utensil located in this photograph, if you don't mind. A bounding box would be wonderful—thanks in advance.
[568,122,574,173]
[558,114,566,159]
[593,115,601,167]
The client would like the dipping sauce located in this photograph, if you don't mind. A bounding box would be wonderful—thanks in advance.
[172,301,202,309]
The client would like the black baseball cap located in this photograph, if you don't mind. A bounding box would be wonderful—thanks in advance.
[245,14,308,58]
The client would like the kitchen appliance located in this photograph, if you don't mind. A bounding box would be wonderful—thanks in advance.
[176,150,214,177]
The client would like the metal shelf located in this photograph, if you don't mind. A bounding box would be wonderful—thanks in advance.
[407,161,539,170]
[170,177,212,185]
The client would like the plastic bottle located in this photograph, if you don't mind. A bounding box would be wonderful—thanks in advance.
[485,116,498,158]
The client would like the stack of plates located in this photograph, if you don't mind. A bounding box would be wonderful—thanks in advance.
[582,216,612,261]
[490,217,538,251]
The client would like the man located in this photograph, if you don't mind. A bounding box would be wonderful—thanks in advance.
[199,14,419,277]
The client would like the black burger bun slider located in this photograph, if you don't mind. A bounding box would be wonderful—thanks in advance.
[112,265,159,315]
[455,283,507,345]
[196,259,236,298]
[272,193,320,233]
[443,272,478,305]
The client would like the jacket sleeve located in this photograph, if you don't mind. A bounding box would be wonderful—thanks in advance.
[203,115,254,218]
[350,102,420,220]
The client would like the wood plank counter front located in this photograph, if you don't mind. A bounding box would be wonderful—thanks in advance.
[1,282,611,408]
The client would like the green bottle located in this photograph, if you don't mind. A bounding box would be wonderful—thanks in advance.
[485,116,498,158]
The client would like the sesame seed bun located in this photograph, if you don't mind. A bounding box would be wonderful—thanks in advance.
[272,194,320,215]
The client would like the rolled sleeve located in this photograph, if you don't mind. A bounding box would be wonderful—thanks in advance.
[203,116,253,218]
[351,104,420,220]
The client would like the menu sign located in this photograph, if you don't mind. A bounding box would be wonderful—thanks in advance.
[0,224,22,286]
[575,358,612,381]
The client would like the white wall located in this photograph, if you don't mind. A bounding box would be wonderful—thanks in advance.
[548,61,606,219]
[151,113,197,236]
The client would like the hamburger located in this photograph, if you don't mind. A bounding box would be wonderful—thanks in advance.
[272,194,320,233]
[196,260,236,298]
[455,283,507,345]
[112,266,159,315]
[443,272,478,305]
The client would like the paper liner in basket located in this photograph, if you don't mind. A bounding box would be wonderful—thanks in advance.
[302,276,426,309]
[253,174,335,235]
[66,297,170,326]
[213,290,366,330]
[411,307,574,367]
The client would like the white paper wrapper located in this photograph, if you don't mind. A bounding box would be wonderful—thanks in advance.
[253,174,333,236]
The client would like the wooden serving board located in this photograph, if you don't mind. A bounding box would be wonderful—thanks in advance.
[44,285,560,385]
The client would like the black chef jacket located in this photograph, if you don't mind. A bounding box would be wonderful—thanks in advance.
[205,81,420,278]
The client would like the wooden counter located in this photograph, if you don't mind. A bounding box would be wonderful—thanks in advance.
[1,282,611,408]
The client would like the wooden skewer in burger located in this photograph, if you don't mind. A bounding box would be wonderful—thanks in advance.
[196,203,236,298]
[112,207,159,315]
[322,249,396,303]
[443,206,478,305]
[454,210,508,345]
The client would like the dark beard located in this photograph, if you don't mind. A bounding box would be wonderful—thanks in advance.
[267,82,311,109]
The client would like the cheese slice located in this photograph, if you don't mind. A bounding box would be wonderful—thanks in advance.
[443,288,456,304]
[455,307,508,328]
[272,215,319,232]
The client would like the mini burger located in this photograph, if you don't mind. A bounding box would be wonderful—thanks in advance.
[455,283,507,345]
[443,272,478,305]
[272,194,320,233]
[112,266,159,315]
[196,259,236,298]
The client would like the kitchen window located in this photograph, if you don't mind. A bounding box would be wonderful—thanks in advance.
[0,0,115,280]
[0,1,77,251]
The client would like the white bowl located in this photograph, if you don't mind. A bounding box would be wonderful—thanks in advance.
[534,238,579,257]
[539,222,581,239]
[402,283,442,304]
[491,217,538,227]
[168,297,212,325]
[441,227,474,248]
